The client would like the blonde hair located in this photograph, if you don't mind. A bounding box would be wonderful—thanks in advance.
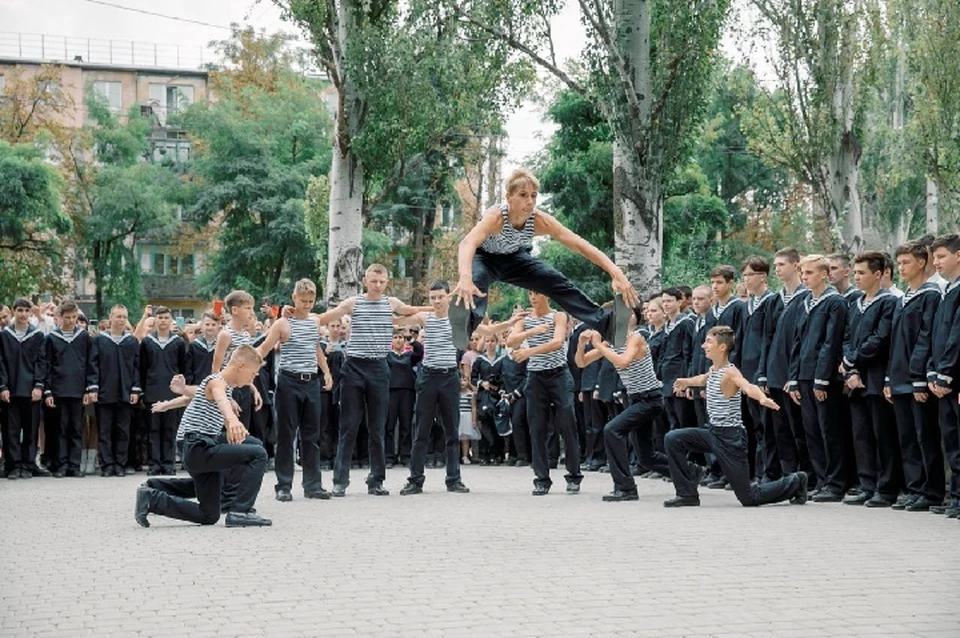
[505,168,539,196]
[365,263,389,277]
[798,254,829,272]
[224,290,255,312]
[229,344,263,368]
[293,279,317,295]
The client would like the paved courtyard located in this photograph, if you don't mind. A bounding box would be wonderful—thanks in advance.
[1,465,957,638]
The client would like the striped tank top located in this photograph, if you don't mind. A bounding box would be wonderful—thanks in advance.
[279,316,321,373]
[346,295,393,359]
[221,324,253,369]
[423,313,458,369]
[479,205,535,254]
[525,312,567,372]
[616,329,661,395]
[459,391,473,413]
[706,364,741,428]
[177,374,234,440]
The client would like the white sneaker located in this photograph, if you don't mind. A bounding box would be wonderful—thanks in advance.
[461,456,472,465]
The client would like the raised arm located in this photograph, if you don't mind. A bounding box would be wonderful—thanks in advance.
[574,331,604,368]
[506,316,551,348]
[256,318,289,359]
[474,309,529,337]
[390,298,433,317]
[314,297,357,326]
[393,311,427,327]
[724,365,779,410]
[212,329,231,374]
[515,312,568,360]
[453,207,503,308]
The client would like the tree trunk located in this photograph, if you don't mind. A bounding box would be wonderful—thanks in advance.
[611,0,662,296]
[93,242,104,320]
[326,143,365,304]
[833,0,863,254]
[925,176,939,234]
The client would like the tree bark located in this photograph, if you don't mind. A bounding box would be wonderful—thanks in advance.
[926,176,939,235]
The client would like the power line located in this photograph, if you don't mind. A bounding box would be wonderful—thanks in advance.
[81,0,232,30]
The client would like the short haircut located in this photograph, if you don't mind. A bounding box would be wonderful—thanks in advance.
[740,255,770,275]
[647,296,664,310]
[12,298,32,310]
[430,280,450,293]
[365,263,389,277]
[58,300,79,315]
[201,311,219,323]
[883,252,895,274]
[224,290,255,311]
[930,233,960,254]
[826,252,851,268]
[154,305,172,317]
[109,304,127,316]
[662,287,683,301]
[505,168,539,196]
[774,247,801,263]
[916,234,936,249]
[894,240,928,263]
[710,265,736,282]
[854,251,886,275]
[677,285,693,300]
[646,292,663,303]
[293,279,317,295]
[798,254,828,272]
[708,325,736,354]
[692,284,711,297]
[229,344,263,368]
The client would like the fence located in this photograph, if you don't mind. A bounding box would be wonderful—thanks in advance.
[0,31,209,70]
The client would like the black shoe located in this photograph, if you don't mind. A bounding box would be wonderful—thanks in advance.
[225,511,273,528]
[566,482,581,494]
[18,468,31,479]
[864,494,894,508]
[115,467,126,477]
[812,489,843,503]
[101,469,112,478]
[448,298,472,351]
[367,485,389,496]
[331,484,346,497]
[400,481,423,496]
[447,481,470,493]
[946,506,960,518]
[146,468,162,476]
[891,493,917,510]
[532,484,550,496]
[516,459,530,467]
[663,495,700,507]
[6,468,19,480]
[790,471,809,505]
[603,490,639,502]
[52,469,66,478]
[386,461,396,469]
[506,458,517,467]
[64,468,83,478]
[905,495,937,512]
[30,465,52,477]
[135,487,151,527]
[304,488,331,500]
[275,489,293,502]
[707,478,728,489]
[319,461,333,471]
[843,489,872,506]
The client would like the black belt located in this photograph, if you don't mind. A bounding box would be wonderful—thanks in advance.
[280,369,320,382]
[183,431,219,442]
[629,390,661,401]
[422,365,458,375]
[530,365,567,376]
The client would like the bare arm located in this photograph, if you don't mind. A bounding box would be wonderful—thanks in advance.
[574,333,604,368]
[505,317,529,349]
[453,207,503,307]
[393,312,427,327]
[592,331,646,369]
[314,298,356,325]
[151,395,192,413]
[674,373,709,392]
[390,298,432,317]
[521,312,568,358]
[474,309,528,337]
[208,379,247,443]
[724,366,779,409]
[256,318,289,358]
[212,330,231,374]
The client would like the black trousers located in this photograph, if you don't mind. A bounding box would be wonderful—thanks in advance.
[96,402,131,470]
[148,406,181,472]
[582,392,606,466]
[4,397,39,471]
[55,397,84,471]
[745,397,781,481]
[232,386,253,430]
[768,387,808,475]
[797,381,847,493]
[526,367,582,488]
[891,393,944,500]
[144,433,266,524]
[320,391,339,463]
[664,395,695,431]
[469,248,607,334]
[938,395,960,499]
[665,425,800,506]
[850,393,902,498]
[409,368,461,487]
[335,357,389,488]
[604,392,669,493]
[274,372,323,493]
[692,394,707,428]
[127,405,148,470]
[509,397,530,461]
[385,387,415,463]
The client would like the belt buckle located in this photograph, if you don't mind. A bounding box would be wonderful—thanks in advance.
[299,372,312,382]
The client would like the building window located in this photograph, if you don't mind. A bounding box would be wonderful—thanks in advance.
[167,254,179,276]
[180,254,194,276]
[148,83,195,124]
[152,252,165,275]
[92,81,122,112]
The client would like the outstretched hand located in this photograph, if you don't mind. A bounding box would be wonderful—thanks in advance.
[612,272,641,308]
[451,278,485,311]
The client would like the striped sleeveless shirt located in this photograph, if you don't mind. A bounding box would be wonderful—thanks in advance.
[278,317,321,373]
[616,329,661,395]
[459,391,473,413]
[525,312,566,372]
[422,313,458,369]
[479,205,535,254]
[346,295,393,359]
[706,364,742,428]
[177,374,234,440]
[221,324,253,370]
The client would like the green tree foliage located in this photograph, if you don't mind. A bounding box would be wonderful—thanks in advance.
[0,141,72,299]
[69,95,179,317]
[184,28,333,301]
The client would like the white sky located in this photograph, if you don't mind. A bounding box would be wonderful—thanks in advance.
[0,0,759,179]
